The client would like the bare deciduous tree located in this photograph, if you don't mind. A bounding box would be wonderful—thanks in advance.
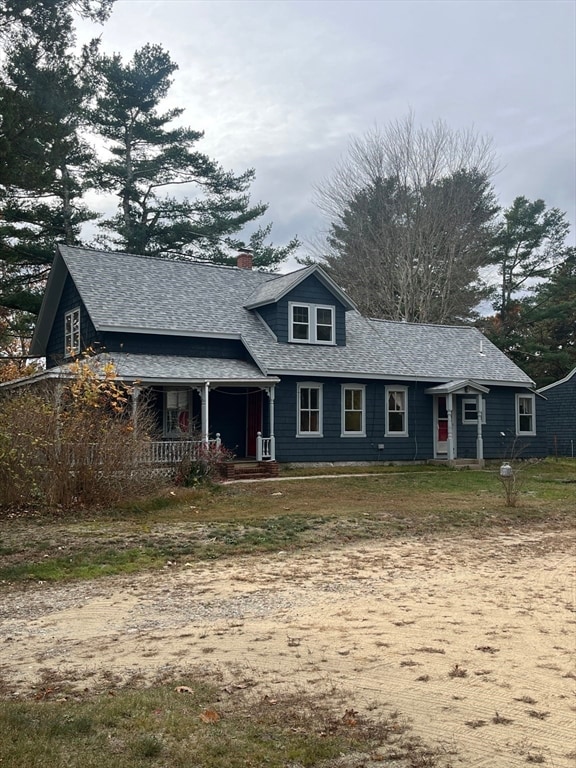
[313,114,499,323]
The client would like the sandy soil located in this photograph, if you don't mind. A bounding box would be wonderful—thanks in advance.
[1,526,575,767]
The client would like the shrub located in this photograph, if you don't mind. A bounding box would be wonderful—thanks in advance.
[174,439,234,487]
[0,355,162,509]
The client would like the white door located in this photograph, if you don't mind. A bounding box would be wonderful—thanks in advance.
[434,396,456,458]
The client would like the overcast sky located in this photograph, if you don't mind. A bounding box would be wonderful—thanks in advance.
[80,0,576,268]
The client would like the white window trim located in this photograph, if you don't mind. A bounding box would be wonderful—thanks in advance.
[385,385,408,437]
[289,302,335,345]
[462,397,487,425]
[516,393,536,436]
[297,382,323,437]
[341,384,366,437]
[64,307,81,357]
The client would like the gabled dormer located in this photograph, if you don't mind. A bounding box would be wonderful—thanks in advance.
[244,265,356,346]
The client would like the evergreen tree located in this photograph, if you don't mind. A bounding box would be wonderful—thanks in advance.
[521,249,575,386]
[0,0,112,352]
[488,196,570,331]
[91,44,297,268]
[323,168,497,323]
[315,117,499,323]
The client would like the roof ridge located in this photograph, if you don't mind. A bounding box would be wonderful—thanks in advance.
[59,244,276,275]
[368,317,479,331]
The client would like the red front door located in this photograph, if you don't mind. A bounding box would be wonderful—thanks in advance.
[436,396,449,455]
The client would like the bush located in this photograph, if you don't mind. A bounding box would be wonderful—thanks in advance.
[174,439,234,487]
[0,356,162,509]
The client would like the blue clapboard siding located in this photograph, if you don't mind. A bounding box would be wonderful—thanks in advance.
[456,388,547,459]
[273,378,547,463]
[273,377,433,463]
[540,371,576,457]
[257,274,347,346]
[46,275,98,367]
[100,332,249,360]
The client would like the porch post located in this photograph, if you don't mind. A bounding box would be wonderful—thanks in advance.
[476,393,484,462]
[131,385,140,437]
[447,393,454,461]
[201,381,210,445]
[268,385,276,461]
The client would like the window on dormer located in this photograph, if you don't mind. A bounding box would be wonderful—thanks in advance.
[64,308,80,357]
[289,303,334,344]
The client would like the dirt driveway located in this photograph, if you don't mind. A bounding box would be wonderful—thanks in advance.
[1,525,574,767]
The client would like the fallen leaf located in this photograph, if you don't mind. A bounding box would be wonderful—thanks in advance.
[200,708,221,723]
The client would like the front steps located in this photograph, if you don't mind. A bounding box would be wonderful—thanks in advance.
[219,461,279,481]
[428,459,485,470]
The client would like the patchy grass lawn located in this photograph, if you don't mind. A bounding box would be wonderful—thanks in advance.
[0,459,573,768]
[0,674,440,768]
[0,459,574,586]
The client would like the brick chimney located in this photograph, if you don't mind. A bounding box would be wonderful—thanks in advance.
[236,250,253,270]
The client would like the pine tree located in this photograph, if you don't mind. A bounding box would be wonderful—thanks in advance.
[0,0,112,353]
[489,196,570,330]
[91,44,297,268]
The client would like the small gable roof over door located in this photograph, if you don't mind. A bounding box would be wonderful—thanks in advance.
[425,380,490,395]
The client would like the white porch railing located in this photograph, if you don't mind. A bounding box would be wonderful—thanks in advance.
[256,432,275,461]
[142,435,221,464]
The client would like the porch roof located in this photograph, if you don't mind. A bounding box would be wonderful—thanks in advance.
[7,353,278,389]
[425,379,490,395]
[102,353,279,386]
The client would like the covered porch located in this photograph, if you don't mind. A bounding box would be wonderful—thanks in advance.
[425,379,489,466]
[119,354,280,462]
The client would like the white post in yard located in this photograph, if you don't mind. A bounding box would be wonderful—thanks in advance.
[476,393,484,462]
[447,393,454,461]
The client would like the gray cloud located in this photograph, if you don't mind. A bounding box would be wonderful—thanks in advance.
[78,0,575,266]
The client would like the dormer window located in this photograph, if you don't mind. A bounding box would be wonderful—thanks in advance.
[64,308,80,357]
[289,302,334,344]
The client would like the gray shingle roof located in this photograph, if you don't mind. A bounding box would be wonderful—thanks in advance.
[34,245,534,387]
[59,245,276,337]
[85,353,276,384]
[368,319,534,385]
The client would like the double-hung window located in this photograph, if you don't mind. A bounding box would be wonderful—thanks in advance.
[462,398,486,424]
[342,385,365,436]
[516,393,535,435]
[64,308,81,357]
[386,386,408,436]
[289,303,334,344]
[297,383,322,436]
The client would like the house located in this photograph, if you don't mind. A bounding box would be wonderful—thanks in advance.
[15,244,547,467]
[537,368,576,458]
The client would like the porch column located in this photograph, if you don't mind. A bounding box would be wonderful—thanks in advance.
[447,393,454,461]
[476,392,484,461]
[131,385,141,437]
[201,381,210,445]
[268,385,276,461]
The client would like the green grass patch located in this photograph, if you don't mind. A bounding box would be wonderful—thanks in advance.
[0,681,429,768]
[0,547,164,583]
[0,459,574,586]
